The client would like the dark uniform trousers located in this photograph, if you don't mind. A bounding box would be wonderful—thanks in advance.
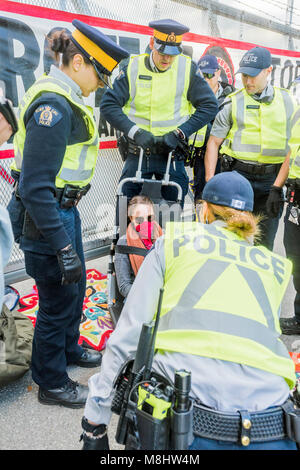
[22,203,86,390]
[119,152,189,207]
[224,168,283,251]
[284,203,300,322]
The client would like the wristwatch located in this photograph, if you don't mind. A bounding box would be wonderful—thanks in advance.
[174,128,185,140]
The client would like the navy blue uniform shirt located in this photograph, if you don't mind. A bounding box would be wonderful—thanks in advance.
[100,54,218,138]
[17,67,90,253]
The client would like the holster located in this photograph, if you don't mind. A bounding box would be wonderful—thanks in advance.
[220,153,234,171]
[286,178,300,206]
[56,184,91,209]
[22,210,42,241]
[117,134,129,161]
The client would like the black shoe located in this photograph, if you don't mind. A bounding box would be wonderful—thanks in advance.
[38,379,88,408]
[280,317,300,335]
[75,349,102,368]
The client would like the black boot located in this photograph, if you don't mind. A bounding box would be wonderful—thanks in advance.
[38,378,88,408]
[74,349,102,368]
[80,417,109,450]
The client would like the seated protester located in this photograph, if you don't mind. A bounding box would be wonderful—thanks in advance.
[81,171,298,451]
[115,195,163,298]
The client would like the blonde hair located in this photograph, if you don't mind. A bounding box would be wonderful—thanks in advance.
[197,201,262,243]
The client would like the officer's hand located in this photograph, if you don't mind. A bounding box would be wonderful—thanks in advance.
[266,185,284,218]
[80,418,109,450]
[133,129,155,151]
[162,130,182,152]
[56,244,82,285]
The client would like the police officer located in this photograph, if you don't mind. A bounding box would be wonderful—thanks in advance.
[0,92,14,312]
[204,47,297,250]
[80,171,298,450]
[7,20,129,407]
[189,54,235,202]
[273,107,300,335]
[100,19,218,209]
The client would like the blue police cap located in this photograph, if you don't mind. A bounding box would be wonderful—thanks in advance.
[71,20,129,87]
[202,171,254,212]
[148,19,189,56]
[236,47,272,77]
[198,55,220,74]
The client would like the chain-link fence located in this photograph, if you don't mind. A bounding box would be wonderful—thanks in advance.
[1,0,300,282]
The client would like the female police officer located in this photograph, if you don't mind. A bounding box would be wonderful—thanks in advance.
[81,171,298,450]
[7,20,128,408]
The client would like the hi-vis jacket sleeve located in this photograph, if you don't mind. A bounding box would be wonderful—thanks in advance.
[84,237,166,424]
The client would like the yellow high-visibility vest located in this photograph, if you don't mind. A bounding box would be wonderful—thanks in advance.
[220,87,296,164]
[288,107,300,180]
[155,221,295,388]
[123,53,191,136]
[188,125,207,148]
[12,74,99,189]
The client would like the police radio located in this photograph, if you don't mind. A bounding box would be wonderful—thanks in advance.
[111,288,193,450]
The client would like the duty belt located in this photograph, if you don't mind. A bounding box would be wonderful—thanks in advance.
[127,139,168,158]
[55,184,91,208]
[193,399,300,446]
[232,158,281,176]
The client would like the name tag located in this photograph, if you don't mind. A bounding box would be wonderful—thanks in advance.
[246,105,260,109]
[138,75,152,80]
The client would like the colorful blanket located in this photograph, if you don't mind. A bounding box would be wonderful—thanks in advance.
[17,269,114,351]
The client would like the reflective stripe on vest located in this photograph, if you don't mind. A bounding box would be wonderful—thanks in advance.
[12,74,99,188]
[220,87,295,164]
[155,222,295,388]
[123,54,191,136]
[289,107,300,180]
[188,125,207,148]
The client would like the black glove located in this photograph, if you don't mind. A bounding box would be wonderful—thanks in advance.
[133,128,155,151]
[162,129,182,152]
[56,245,82,285]
[80,418,109,450]
[162,129,189,161]
[266,185,284,218]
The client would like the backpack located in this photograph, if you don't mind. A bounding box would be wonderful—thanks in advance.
[0,302,34,387]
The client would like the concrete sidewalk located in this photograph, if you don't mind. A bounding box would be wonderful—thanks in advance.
[0,215,298,450]
[0,255,124,451]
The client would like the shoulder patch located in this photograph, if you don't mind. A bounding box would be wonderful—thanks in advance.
[34,105,63,128]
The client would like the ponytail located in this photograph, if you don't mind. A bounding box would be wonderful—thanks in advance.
[206,202,261,243]
[46,29,90,67]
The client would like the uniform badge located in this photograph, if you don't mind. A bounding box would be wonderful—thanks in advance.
[34,105,62,127]
[167,32,176,43]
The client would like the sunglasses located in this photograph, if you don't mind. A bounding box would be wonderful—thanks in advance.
[132,215,155,224]
[203,72,215,79]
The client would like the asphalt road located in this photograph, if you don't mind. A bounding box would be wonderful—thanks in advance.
[0,207,298,451]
